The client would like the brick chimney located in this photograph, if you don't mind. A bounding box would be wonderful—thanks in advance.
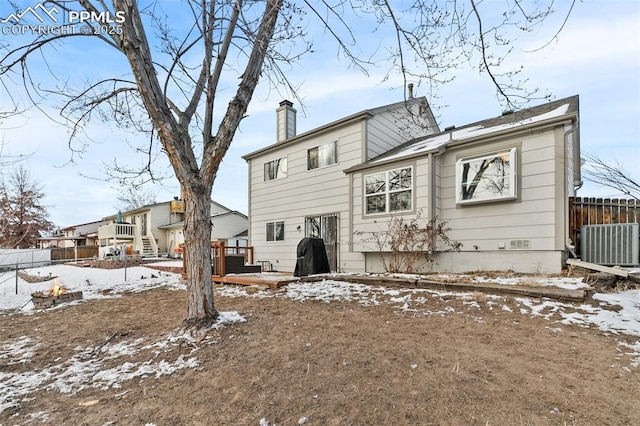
[276,100,296,142]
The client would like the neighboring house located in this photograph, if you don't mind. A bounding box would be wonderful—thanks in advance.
[98,198,248,257]
[244,95,581,274]
[40,220,107,248]
[158,210,249,256]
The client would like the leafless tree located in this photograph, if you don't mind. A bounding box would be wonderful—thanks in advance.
[0,165,55,249]
[0,108,31,168]
[581,153,640,200]
[0,0,575,327]
[0,137,27,168]
[115,187,158,211]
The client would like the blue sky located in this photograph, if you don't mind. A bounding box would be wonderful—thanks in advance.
[1,0,639,227]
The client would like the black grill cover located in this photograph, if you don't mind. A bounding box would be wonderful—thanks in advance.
[294,238,330,277]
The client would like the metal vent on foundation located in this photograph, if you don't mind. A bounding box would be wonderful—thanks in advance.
[509,239,531,250]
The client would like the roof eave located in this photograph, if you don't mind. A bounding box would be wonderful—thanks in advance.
[446,112,578,151]
[242,111,373,161]
[344,112,578,174]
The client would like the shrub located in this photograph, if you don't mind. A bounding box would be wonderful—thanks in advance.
[355,211,461,273]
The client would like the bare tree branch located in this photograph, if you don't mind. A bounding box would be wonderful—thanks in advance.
[582,153,640,200]
[0,0,576,325]
[0,165,55,249]
[115,186,158,211]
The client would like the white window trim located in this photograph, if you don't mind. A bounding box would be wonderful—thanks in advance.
[307,140,338,170]
[364,166,414,216]
[264,157,288,182]
[455,147,517,205]
[265,220,285,242]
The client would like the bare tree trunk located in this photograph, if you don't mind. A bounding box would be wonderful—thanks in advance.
[1,0,574,329]
[182,183,217,325]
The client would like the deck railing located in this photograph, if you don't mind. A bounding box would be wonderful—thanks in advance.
[97,223,137,240]
[181,241,254,277]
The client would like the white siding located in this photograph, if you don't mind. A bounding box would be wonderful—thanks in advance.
[435,128,567,272]
[163,210,244,257]
[165,228,183,256]
[438,131,562,252]
[351,125,569,274]
[249,121,366,272]
[211,213,248,241]
[148,205,169,252]
[350,159,429,252]
[366,103,438,160]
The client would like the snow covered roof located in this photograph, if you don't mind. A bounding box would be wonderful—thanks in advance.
[347,95,579,172]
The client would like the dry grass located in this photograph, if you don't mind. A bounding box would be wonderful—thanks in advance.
[1,285,639,425]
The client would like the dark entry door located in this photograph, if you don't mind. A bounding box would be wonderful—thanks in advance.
[305,214,338,272]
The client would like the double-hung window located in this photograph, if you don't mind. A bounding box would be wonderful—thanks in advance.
[266,221,285,241]
[455,148,517,204]
[365,167,413,214]
[307,141,337,170]
[264,157,287,181]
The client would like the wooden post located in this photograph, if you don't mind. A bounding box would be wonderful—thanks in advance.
[219,240,226,277]
[210,242,215,275]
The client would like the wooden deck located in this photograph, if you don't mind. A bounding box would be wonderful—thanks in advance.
[213,273,299,290]
[145,263,299,290]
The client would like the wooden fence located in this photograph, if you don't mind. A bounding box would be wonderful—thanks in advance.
[50,246,99,261]
[569,197,640,256]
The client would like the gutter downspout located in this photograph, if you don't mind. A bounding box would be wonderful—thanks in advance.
[427,152,436,225]
[564,119,580,259]
[428,145,447,252]
[565,117,582,194]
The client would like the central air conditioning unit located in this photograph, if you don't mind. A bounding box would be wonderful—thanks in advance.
[580,223,639,266]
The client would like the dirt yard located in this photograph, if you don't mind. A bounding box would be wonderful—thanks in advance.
[1,282,639,425]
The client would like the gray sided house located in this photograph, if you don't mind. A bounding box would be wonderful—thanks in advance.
[244,95,580,274]
[243,95,439,272]
[98,199,248,257]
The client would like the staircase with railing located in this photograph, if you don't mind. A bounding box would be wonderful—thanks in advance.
[98,223,158,257]
[141,234,158,257]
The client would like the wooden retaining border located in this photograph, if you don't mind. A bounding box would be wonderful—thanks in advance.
[299,275,588,302]
[143,266,589,302]
[146,265,183,274]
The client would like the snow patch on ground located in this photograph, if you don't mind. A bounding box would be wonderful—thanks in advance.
[0,263,185,313]
[0,306,244,414]
[1,264,639,418]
